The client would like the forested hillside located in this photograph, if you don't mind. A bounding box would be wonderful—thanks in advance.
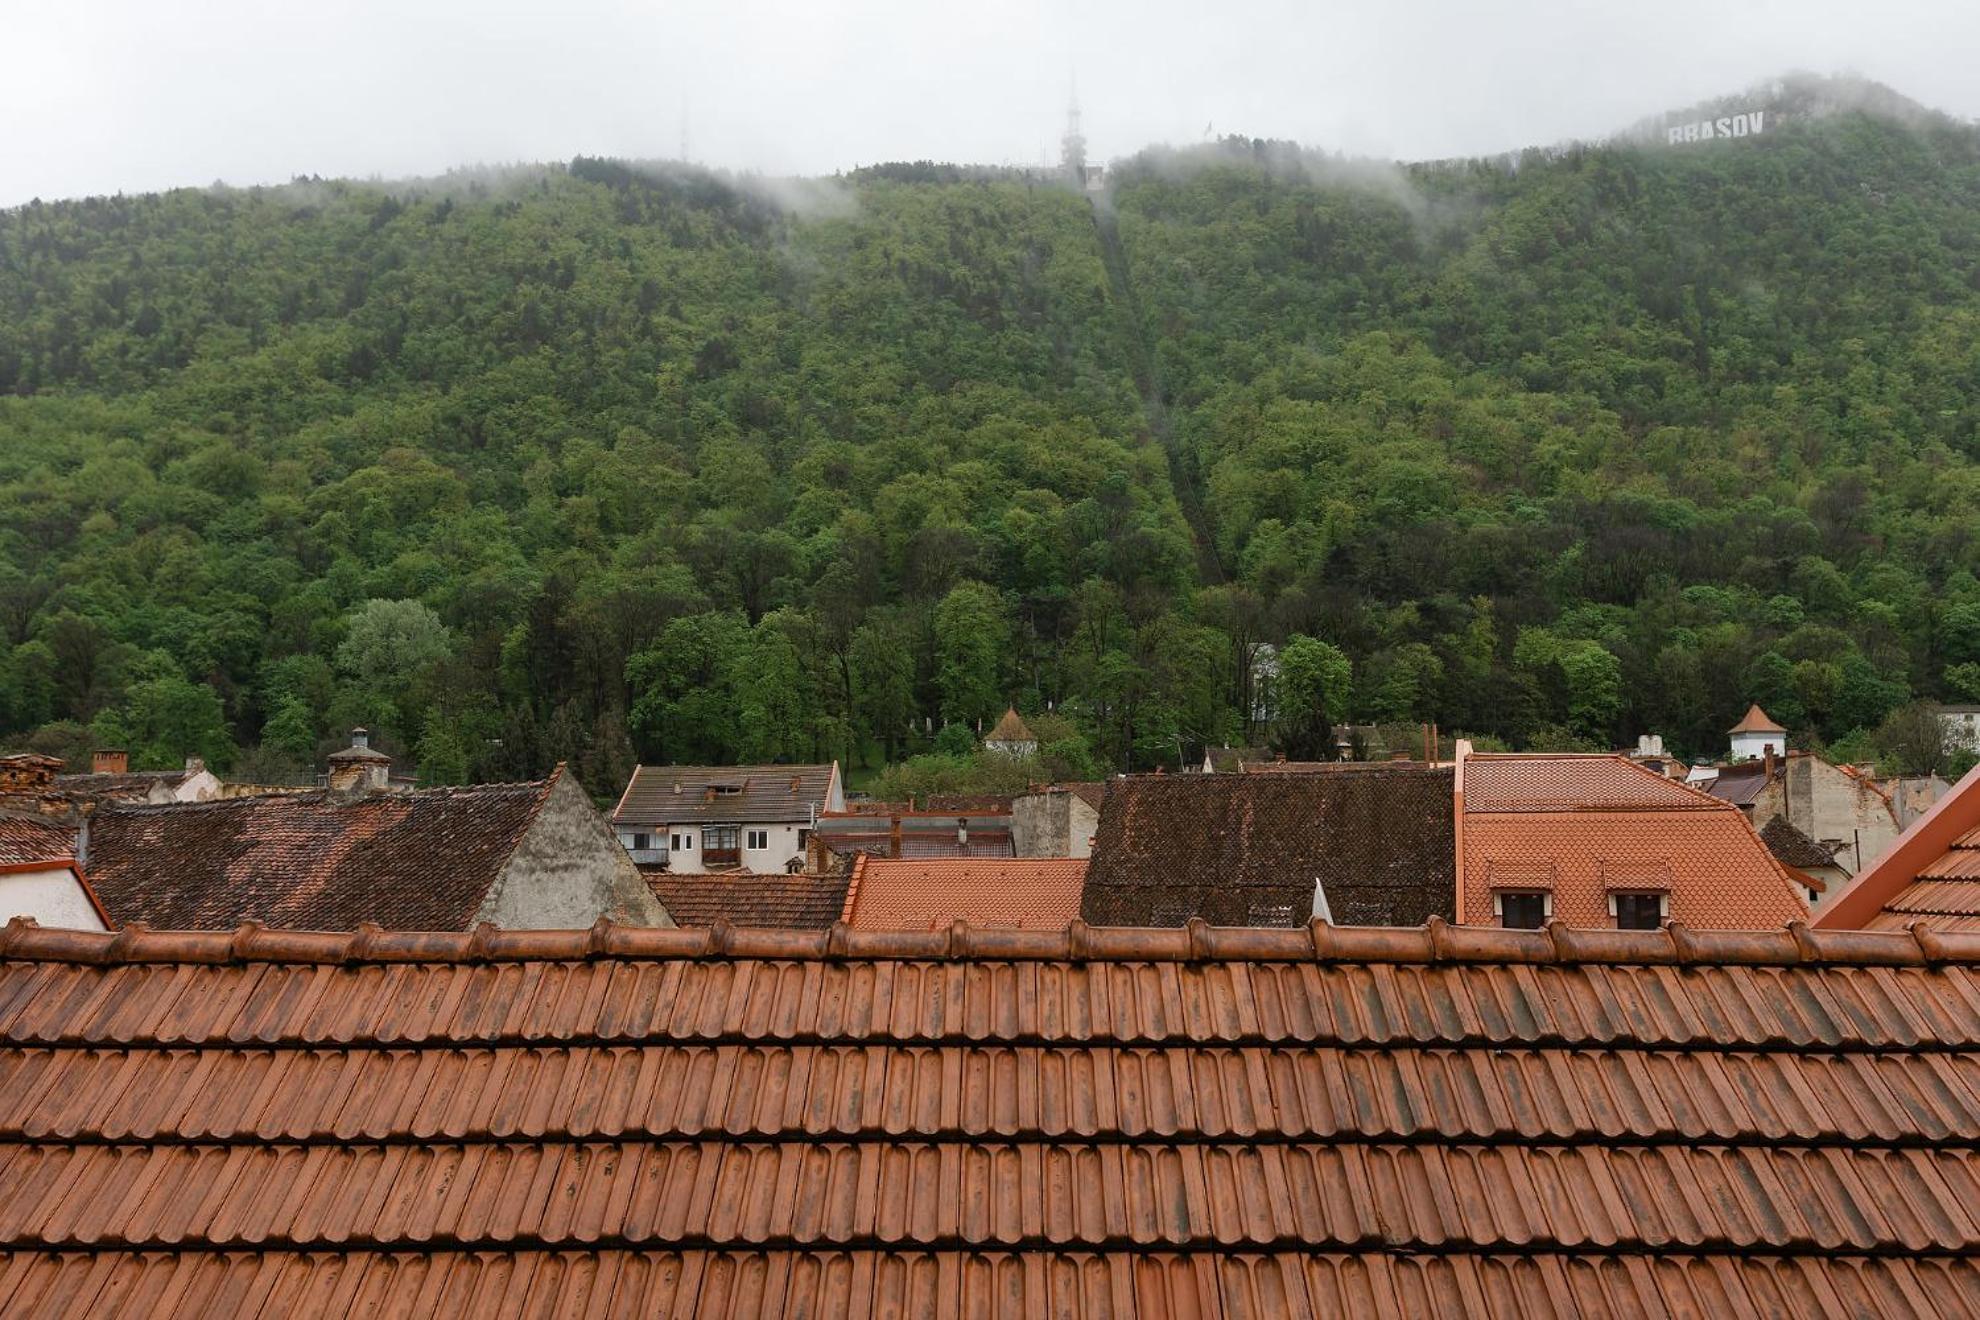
[2,75,1977,788]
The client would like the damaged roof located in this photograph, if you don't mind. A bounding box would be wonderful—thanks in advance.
[0,917,1975,1315]
[1083,769,1455,927]
[79,778,562,930]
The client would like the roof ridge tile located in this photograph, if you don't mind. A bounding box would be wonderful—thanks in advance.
[6,914,1975,968]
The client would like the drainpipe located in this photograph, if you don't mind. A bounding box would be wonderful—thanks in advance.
[1451,740,1470,924]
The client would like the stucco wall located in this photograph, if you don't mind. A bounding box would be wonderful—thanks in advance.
[476,775,673,928]
[622,821,809,874]
[0,868,106,931]
[1786,758,1898,874]
[1013,792,1102,859]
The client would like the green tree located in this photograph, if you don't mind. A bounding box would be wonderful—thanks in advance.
[1273,635,1352,759]
[932,581,1007,727]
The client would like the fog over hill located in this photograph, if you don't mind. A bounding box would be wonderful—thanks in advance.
[1,73,1977,791]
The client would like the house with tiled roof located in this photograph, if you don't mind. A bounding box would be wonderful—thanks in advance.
[0,811,109,933]
[0,748,224,808]
[0,916,1974,1315]
[1459,749,1807,930]
[80,766,668,930]
[1760,814,1848,902]
[1083,768,1455,927]
[611,763,842,873]
[1727,702,1789,760]
[1695,750,1900,877]
[839,854,1086,929]
[1817,761,1980,932]
[981,706,1037,757]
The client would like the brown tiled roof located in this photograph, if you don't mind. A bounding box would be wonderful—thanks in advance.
[47,769,192,801]
[985,707,1034,744]
[81,780,558,929]
[0,814,75,866]
[1046,781,1105,811]
[613,763,836,825]
[1465,753,1723,811]
[1702,760,1777,807]
[842,855,1086,929]
[1202,745,1270,772]
[1759,814,1842,871]
[0,918,1976,1316]
[644,870,850,929]
[1730,703,1787,734]
[1084,770,1455,926]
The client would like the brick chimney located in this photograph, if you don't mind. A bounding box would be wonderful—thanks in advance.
[93,749,128,776]
[326,727,393,794]
[0,753,63,793]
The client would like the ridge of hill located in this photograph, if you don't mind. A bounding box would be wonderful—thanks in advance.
[2,74,1978,786]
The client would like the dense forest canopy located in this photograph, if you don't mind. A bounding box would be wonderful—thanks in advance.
[2,74,1977,790]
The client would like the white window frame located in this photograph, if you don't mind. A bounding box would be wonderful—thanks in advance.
[1607,891,1669,928]
[746,828,769,851]
[1492,890,1553,926]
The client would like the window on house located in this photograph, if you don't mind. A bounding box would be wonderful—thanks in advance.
[633,833,651,851]
[1611,893,1667,931]
[672,833,689,851]
[746,829,768,850]
[1498,892,1548,930]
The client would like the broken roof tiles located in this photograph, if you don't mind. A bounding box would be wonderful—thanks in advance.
[0,915,1976,1315]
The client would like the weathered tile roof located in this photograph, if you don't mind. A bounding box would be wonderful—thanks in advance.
[1701,760,1777,807]
[812,811,1015,861]
[0,814,75,866]
[1201,744,1271,772]
[613,764,836,826]
[1818,765,1980,934]
[1084,770,1455,927]
[643,870,850,929]
[985,707,1034,744]
[81,780,559,930]
[1759,814,1843,872]
[0,917,1976,1316]
[841,856,1086,929]
[1730,702,1787,734]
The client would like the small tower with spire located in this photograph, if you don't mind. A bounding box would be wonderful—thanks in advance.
[1060,89,1088,186]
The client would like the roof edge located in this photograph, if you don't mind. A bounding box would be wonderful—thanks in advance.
[5,914,1972,968]
[1816,758,1980,929]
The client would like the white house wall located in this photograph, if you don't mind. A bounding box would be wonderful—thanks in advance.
[0,868,106,932]
[620,822,811,874]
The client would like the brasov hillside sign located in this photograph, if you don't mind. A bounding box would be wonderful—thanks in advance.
[1667,110,1766,144]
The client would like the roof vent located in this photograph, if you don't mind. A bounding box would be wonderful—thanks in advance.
[351,728,370,751]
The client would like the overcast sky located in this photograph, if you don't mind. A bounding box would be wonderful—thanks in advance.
[5,0,1976,206]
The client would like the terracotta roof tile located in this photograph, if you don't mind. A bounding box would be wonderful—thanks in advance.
[80,780,559,929]
[0,917,1975,1313]
[841,856,1086,929]
[985,708,1034,744]
[1730,703,1788,734]
[1821,763,1980,932]
[643,870,850,928]
[1465,753,1723,811]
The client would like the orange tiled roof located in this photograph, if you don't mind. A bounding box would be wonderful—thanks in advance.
[1462,753,1806,927]
[842,855,1085,929]
[1729,703,1788,734]
[0,917,1975,1315]
[1821,764,1980,932]
[1464,752,1724,811]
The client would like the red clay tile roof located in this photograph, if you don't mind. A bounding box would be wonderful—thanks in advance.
[0,917,1976,1315]
[1821,764,1980,933]
[81,780,559,930]
[0,814,76,866]
[1701,760,1777,807]
[841,855,1086,929]
[1465,752,1723,811]
[613,763,837,826]
[1730,703,1788,734]
[1085,770,1454,927]
[643,870,850,929]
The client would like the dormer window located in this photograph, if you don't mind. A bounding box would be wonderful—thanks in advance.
[711,783,744,795]
[1486,859,1556,929]
[1599,858,1674,930]
[1610,893,1669,930]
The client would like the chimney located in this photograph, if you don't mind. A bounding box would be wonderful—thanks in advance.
[93,749,128,776]
[326,727,391,794]
[1763,745,1777,781]
[183,756,205,776]
[956,817,969,849]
